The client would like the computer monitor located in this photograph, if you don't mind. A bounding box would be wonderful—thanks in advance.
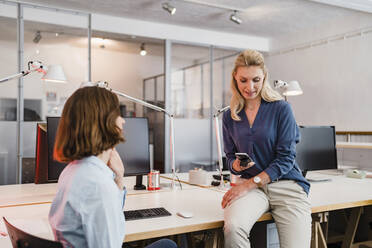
[43,117,150,189]
[295,126,338,177]
[116,117,150,190]
[47,117,67,182]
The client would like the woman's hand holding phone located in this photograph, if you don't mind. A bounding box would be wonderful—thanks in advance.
[233,153,255,172]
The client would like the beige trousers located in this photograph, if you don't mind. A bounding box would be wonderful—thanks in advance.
[224,180,312,248]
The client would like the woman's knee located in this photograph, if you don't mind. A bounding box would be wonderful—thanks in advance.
[224,217,252,238]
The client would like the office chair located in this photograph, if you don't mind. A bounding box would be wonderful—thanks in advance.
[3,217,62,248]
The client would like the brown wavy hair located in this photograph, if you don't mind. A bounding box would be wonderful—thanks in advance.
[230,49,283,121]
[54,86,124,163]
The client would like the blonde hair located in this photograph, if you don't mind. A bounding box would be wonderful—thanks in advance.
[230,49,283,121]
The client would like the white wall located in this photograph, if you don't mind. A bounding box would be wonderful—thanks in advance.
[266,18,372,131]
[266,14,372,170]
[270,13,372,51]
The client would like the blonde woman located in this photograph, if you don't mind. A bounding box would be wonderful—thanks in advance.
[222,50,311,248]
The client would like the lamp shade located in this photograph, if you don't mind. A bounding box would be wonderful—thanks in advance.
[42,65,66,83]
[283,80,303,96]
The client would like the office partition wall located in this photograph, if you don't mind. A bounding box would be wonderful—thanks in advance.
[23,7,89,120]
[0,2,17,185]
[169,43,213,171]
[0,2,90,184]
[0,1,244,182]
[211,48,240,164]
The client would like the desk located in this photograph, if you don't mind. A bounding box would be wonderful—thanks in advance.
[0,175,196,208]
[1,171,371,248]
[337,142,372,149]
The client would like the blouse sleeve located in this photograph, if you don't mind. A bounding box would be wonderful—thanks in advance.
[264,102,300,181]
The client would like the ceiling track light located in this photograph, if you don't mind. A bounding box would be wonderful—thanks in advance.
[33,30,42,43]
[162,2,176,15]
[140,43,147,56]
[230,10,242,25]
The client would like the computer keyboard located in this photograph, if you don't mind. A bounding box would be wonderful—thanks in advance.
[124,207,172,221]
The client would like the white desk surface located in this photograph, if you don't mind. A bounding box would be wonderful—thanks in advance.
[123,189,225,242]
[165,170,372,213]
[0,188,225,246]
[0,171,371,247]
[161,171,231,188]
[307,171,372,212]
[0,175,197,208]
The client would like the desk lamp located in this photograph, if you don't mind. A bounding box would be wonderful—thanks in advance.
[95,81,179,190]
[0,61,66,84]
[213,105,230,189]
[0,61,66,184]
[273,80,303,101]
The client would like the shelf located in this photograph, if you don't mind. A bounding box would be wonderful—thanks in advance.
[336,142,372,149]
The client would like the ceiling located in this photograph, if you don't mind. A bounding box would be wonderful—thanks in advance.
[13,0,372,40]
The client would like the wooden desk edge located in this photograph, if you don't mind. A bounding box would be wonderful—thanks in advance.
[336,142,372,149]
[160,175,213,188]
[0,201,52,209]
[124,222,223,242]
[124,212,273,242]
[311,200,372,213]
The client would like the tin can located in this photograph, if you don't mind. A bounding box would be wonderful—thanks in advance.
[147,170,160,190]
[230,174,238,186]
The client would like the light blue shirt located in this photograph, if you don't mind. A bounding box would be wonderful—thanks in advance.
[49,156,126,248]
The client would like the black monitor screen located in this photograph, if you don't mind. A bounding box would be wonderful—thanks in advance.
[47,117,67,181]
[295,126,337,173]
[116,117,150,176]
[47,117,150,181]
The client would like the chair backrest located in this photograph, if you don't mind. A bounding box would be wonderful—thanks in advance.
[3,217,63,248]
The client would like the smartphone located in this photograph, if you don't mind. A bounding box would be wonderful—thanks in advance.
[235,153,255,167]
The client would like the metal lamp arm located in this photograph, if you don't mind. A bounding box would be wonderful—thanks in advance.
[96,81,178,188]
[96,81,173,117]
[213,106,230,187]
[213,105,230,118]
[0,61,45,83]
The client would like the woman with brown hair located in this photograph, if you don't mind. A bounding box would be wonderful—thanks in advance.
[221,50,311,247]
[48,86,177,248]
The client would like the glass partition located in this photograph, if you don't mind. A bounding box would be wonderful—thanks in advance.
[23,7,88,120]
[0,2,17,185]
[211,48,241,165]
[91,34,165,171]
[212,48,240,109]
[171,43,212,172]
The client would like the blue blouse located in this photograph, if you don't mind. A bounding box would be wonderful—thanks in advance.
[223,99,310,194]
[49,156,126,248]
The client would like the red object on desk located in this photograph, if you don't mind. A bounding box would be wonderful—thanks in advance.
[147,171,160,190]
[230,174,238,186]
[35,123,49,184]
